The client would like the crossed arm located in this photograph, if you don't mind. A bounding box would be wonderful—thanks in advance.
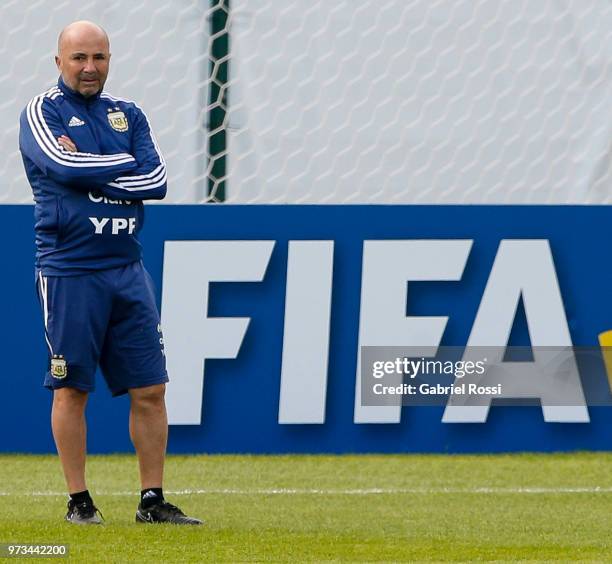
[56,116,167,202]
[19,96,167,201]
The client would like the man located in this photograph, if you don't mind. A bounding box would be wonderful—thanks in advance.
[19,21,202,526]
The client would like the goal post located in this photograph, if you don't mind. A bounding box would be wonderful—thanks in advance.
[208,0,229,203]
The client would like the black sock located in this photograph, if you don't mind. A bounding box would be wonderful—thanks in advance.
[69,490,92,505]
[141,488,164,509]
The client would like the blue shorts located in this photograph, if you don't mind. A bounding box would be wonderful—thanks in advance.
[36,261,168,396]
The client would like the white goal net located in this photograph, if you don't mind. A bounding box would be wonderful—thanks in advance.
[2,0,612,204]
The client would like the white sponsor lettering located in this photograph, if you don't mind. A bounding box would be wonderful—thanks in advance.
[161,239,586,426]
[111,218,128,234]
[163,241,275,425]
[354,240,472,424]
[88,192,132,205]
[89,217,110,234]
[89,216,136,235]
[279,241,334,424]
[442,240,587,423]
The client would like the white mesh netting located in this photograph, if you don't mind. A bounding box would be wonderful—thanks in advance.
[1,0,211,204]
[2,0,612,204]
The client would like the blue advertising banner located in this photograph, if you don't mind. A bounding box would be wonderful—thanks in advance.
[2,205,612,453]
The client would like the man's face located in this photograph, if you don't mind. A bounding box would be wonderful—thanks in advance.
[55,28,110,97]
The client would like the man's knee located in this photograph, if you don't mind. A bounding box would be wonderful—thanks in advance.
[129,383,166,409]
[53,387,88,412]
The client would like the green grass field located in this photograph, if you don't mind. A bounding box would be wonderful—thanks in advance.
[2,453,612,562]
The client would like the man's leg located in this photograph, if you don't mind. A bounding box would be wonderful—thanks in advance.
[51,387,88,493]
[52,387,102,524]
[40,271,110,524]
[110,262,200,524]
[128,383,167,489]
[128,383,202,524]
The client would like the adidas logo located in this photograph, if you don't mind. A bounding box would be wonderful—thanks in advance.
[68,116,85,127]
[142,490,158,499]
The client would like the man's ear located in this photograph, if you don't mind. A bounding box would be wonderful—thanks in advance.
[55,55,61,70]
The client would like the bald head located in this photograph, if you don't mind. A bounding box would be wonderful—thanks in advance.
[58,21,109,55]
[55,21,111,97]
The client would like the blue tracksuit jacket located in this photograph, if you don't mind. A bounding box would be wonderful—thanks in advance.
[19,77,167,275]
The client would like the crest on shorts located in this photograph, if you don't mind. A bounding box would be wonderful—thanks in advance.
[50,355,67,379]
[107,110,128,132]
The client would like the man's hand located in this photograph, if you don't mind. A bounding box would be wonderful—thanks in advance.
[58,135,77,153]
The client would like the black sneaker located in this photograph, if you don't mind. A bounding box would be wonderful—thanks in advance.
[65,499,103,525]
[135,500,203,525]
